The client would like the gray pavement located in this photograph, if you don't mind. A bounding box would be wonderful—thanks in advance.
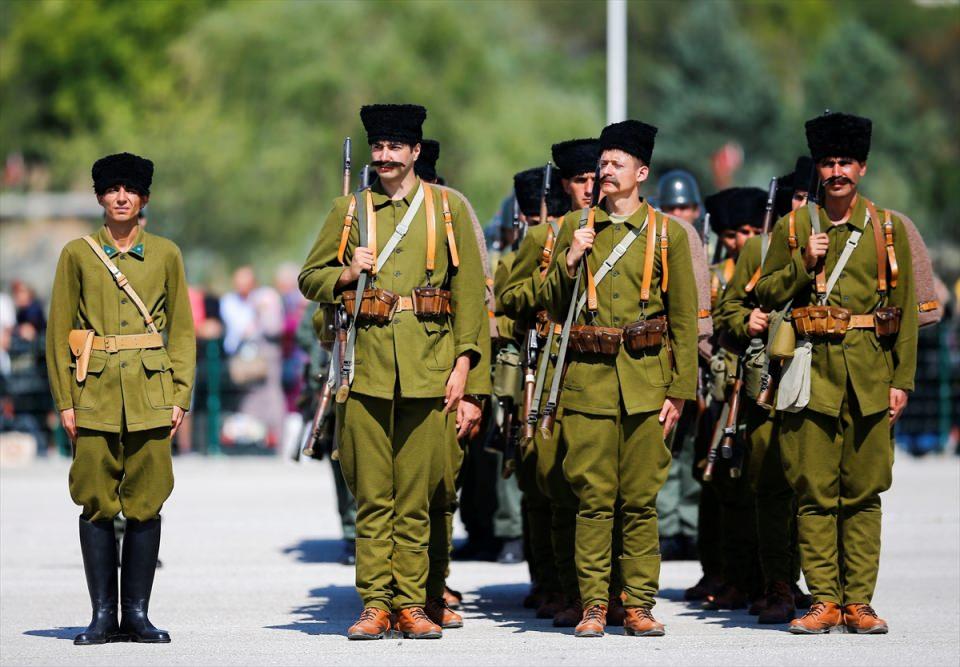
[1,452,957,666]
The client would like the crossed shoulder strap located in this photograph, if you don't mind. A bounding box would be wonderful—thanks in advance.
[82,236,159,335]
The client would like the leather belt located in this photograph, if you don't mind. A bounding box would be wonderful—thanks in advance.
[848,314,875,329]
[91,333,164,353]
[394,296,415,312]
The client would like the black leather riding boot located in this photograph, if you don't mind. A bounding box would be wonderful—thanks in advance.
[74,517,120,645]
[118,518,170,643]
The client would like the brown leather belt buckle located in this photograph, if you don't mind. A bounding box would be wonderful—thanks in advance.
[102,335,119,353]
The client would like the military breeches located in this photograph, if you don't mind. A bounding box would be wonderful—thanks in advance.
[535,416,579,600]
[779,388,893,605]
[69,427,174,523]
[337,392,447,611]
[518,438,559,592]
[427,428,464,598]
[562,408,671,608]
[742,403,797,586]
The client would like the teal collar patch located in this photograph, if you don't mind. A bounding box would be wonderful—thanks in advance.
[102,242,144,259]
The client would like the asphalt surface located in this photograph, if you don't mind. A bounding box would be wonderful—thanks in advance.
[1,452,957,666]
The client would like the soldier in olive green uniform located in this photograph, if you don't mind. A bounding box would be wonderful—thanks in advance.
[541,121,698,637]
[415,140,494,627]
[756,112,917,635]
[498,165,571,617]
[298,105,485,640]
[47,153,195,645]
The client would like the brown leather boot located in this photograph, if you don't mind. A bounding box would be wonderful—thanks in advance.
[347,608,392,640]
[425,597,463,629]
[684,574,723,602]
[704,583,748,610]
[443,586,462,610]
[394,607,442,639]
[552,599,582,628]
[535,591,565,619]
[623,606,665,637]
[757,581,796,624]
[788,601,842,634]
[842,604,889,634]
[523,585,544,609]
[606,596,626,627]
[748,593,769,616]
[574,604,607,638]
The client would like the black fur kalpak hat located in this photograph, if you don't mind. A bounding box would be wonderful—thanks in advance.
[415,139,441,182]
[705,188,736,234]
[805,111,872,162]
[727,187,767,230]
[551,138,600,178]
[92,152,154,196]
[513,166,569,219]
[598,120,658,166]
[774,172,795,219]
[360,104,426,145]
[792,155,818,194]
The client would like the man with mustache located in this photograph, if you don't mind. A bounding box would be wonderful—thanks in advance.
[299,104,486,640]
[46,153,195,645]
[540,120,699,637]
[756,112,918,634]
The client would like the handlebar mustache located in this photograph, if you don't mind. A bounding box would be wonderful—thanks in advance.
[371,160,405,169]
[824,176,851,186]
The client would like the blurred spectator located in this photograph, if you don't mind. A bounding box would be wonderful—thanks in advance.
[274,262,308,412]
[220,267,285,448]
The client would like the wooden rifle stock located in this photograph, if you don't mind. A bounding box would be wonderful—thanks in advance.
[719,375,743,460]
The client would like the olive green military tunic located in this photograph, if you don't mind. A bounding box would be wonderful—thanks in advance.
[492,239,560,596]
[713,235,797,589]
[541,201,698,608]
[299,178,485,612]
[46,225,195,522]
[755,196,917,605]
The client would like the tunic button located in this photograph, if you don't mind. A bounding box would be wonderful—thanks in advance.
[120,362,127,369]
[121,298,128,305]
[612,271,619,277]
[843,343,850,350]
[394,271,401,277]
[613,292,620,299]
[120,321,128,327]
[396,248,403,254]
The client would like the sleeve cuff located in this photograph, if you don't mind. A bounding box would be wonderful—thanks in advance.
[455,344,481,367]
[174,391,193,411]
[791,251,815,288]
[55,397,73,411]
[666,386,696,402]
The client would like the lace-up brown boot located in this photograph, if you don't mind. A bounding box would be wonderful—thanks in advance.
[704,583,749,610]
[535,591,565,619]
[842,604,889,634]
[758,581,796,624]
[443,586,462,610]
[552,599,582,628]
[395,607,442,639]
[788,601,842,634]
[574,604,607,638]
[347,608,392,640]
[623,606,665,637]
[426,597,463,629]
[684,574,723,602]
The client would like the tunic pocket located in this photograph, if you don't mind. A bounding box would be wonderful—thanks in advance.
[639,347,671,388]
[141,350,174,409]
[423,319,454,372]
[72,352,108,410]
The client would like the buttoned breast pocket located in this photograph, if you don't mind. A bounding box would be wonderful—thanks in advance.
[141,350,174,409]
[423,318,454,372]
[639,346,671,388]
[71,352,108,410]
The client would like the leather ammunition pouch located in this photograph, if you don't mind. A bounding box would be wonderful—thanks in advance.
[622,317,667,353]
[411,287,452,319]
[791,306,851,339]
[342,288,399,325]
[873,306,902,336]
[568,324,623,356]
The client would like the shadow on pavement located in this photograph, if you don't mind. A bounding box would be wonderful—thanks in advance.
[23,627,84,640]
[282,539,350,564]
[265,585,361,636]
[658,588,786,632]
[469,583,568,636]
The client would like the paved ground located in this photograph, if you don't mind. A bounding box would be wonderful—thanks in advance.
[1,452,957,666]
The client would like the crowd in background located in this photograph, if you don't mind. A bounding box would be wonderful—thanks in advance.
[2,258,959,460]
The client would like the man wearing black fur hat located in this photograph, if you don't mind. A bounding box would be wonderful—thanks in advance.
[541,120,698,637]
[299,104,486,640]
[46,152,195,645]
[756,112,918,634]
